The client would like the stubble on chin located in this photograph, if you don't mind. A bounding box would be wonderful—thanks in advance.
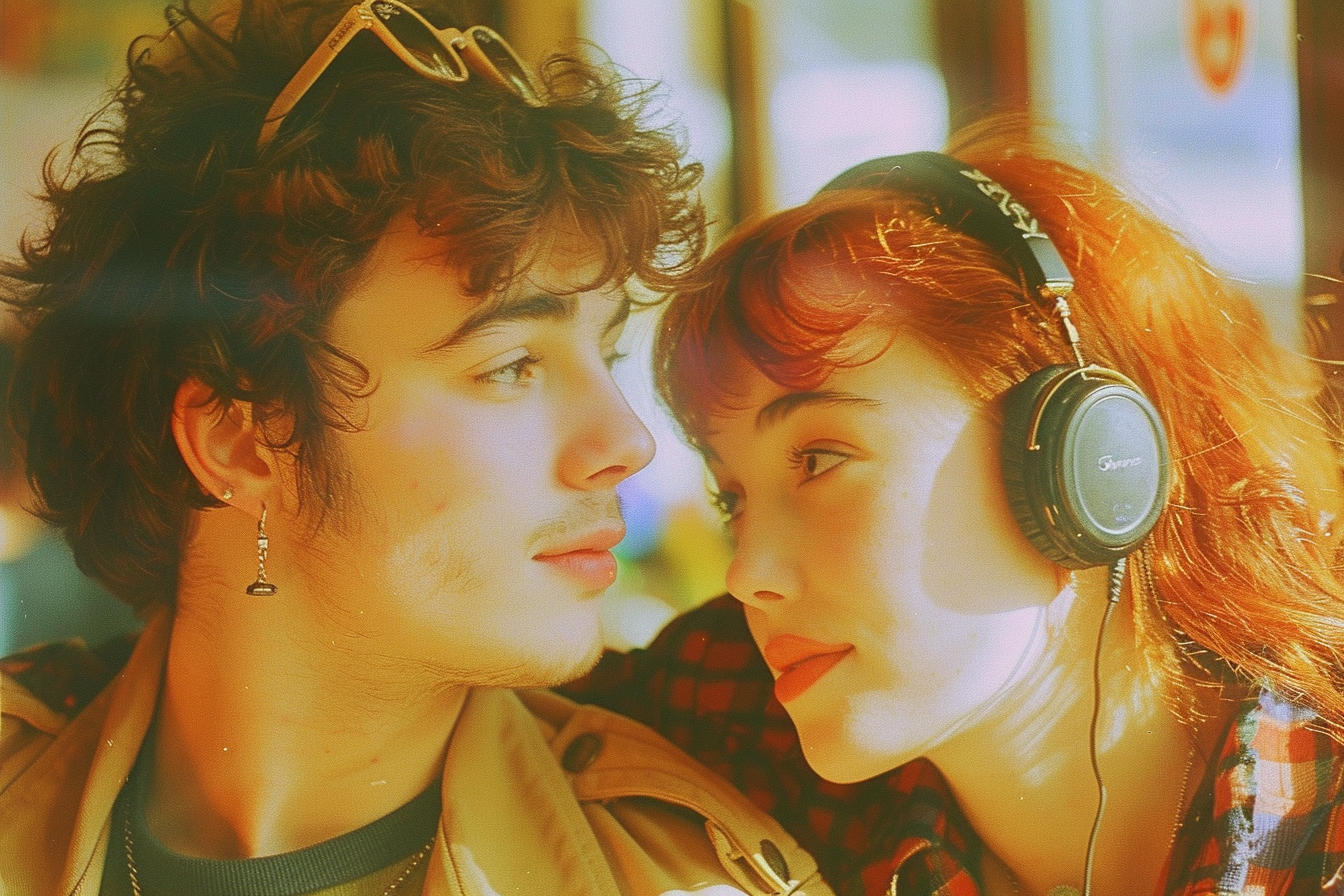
[328,476,618,691]
[391,628,605,692]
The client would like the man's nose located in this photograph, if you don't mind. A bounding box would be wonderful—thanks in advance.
[558,372,656,490]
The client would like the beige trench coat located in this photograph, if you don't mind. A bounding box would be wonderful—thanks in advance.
[0,609,832,896]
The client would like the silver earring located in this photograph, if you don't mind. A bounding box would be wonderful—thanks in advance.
[245,503,278,596]
[220,487,234,501]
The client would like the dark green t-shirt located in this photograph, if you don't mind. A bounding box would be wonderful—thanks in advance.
[99,745,440,896]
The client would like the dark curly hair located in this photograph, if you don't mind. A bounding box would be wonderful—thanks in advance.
[1,0,705,613]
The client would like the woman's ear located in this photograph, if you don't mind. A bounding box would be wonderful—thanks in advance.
[171,377,276,513]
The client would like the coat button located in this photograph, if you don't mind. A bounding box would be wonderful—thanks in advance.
[562,732,603,773]
[759,839,789,882]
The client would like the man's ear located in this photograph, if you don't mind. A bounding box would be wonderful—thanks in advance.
[172,377,276,510]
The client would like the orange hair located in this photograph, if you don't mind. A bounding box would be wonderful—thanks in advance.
[655,119,1344,731]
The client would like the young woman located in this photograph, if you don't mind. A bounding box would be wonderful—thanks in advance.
[597,122,1344,896]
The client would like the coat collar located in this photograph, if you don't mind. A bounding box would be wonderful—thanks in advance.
[5,613,821,896]
[0,606,171,895]
[428,686,819,895]
[426,686,626,895]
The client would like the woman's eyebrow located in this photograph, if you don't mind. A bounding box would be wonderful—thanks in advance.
[756,391,882,431]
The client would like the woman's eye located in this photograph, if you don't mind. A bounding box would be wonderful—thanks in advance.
[710,489,740,523]
[791,448,849,480]
[603,349,629,370]
[475,353,541,386]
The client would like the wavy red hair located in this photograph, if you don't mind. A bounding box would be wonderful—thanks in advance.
[655,119,1344,731]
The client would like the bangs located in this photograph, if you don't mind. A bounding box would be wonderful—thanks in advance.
[656,186,1056,452]
[658,196,914,448]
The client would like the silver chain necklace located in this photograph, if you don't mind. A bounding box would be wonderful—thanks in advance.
[122,815,434,896]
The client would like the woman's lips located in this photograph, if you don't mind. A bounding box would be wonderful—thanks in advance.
[762,634,854,703]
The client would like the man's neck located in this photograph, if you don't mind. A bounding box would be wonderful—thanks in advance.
[147,545,465,859]
[927,568,1225,896]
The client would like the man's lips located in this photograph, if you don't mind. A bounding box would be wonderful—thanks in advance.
[532,526,625,590]
[762,634,854,703]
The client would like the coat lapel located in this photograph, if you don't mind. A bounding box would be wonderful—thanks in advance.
[0,608,169,895]
[426,686,621,896]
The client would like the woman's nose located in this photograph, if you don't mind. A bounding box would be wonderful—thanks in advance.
[724,512,800,609]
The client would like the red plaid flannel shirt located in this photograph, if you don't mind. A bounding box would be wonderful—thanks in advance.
[562,595,1344,896]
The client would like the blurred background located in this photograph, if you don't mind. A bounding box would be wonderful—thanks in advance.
[1,0,1341,654]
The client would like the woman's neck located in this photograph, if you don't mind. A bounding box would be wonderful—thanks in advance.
[927,566,1225,896]
[147,524,464,859]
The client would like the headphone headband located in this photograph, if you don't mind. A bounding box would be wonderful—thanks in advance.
[817,151,1075,302]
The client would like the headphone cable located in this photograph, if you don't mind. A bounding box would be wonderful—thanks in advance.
[1082,555,1127,896]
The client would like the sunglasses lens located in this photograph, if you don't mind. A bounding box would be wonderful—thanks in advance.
[371,1,463,78]
[468,29,536,97]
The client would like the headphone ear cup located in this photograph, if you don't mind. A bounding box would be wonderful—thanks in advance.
[1001,366,1077,566]
[1000,364,1171,569]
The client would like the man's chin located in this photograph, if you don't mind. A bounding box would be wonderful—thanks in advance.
[428,605,606,689]
[526,637,606,688]
[465,635,605,690]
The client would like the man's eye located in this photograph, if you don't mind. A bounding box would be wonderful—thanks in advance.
[790,448,849,480]
[475,353,541,386]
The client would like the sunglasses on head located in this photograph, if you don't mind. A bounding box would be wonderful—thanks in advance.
[258,0,541,150]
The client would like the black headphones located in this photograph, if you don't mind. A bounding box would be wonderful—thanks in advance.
[817,151,1170,569]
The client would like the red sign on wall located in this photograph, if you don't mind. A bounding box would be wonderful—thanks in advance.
[1187,0,1249,95]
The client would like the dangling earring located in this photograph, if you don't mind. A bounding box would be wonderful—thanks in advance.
[246,503,278,596]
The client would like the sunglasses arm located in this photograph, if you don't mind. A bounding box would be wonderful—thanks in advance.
[257,6,372,150]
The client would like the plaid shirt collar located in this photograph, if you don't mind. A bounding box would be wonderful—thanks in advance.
[877,690,1344,896]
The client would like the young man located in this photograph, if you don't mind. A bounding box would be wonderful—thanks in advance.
[0,3,829,893]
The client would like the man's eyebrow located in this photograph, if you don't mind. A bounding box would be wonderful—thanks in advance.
[424,292,576,353]
[756,390,882,430]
